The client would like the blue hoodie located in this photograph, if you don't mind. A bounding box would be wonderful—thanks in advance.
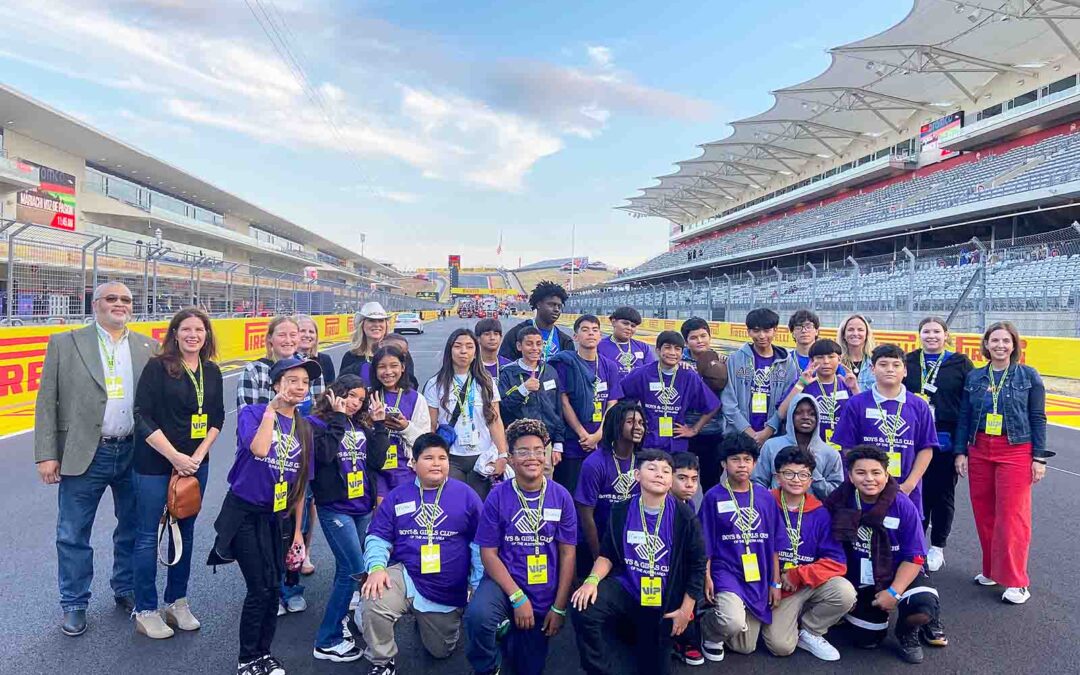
[722,342,798,435]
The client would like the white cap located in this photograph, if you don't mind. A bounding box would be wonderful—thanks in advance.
[358,301,389,320]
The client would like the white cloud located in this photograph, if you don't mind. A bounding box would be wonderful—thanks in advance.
[586,45,614,70]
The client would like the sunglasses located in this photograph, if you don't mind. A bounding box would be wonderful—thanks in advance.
[99,294,134,305]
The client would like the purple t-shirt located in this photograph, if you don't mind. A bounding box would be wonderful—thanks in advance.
[847,492,927,579]
[379,389,419,494]
[774,500,844,569]
[598,336,657,375]
[699,483,790,623]
[800,379,853,445]
[749,351,781,432]
[229,404,313,509]
[619,365,720,453]
[617,494,677,603]
[575,448,640,536]
[553,353,624,459]
[367,478,483,607]
[483,356,513,381]
[308,415,373,517]
[474,479,578,613]
[830,389,939,518]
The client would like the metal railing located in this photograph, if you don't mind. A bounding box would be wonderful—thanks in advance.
[0,220,450,326]
[567,225,1080,337]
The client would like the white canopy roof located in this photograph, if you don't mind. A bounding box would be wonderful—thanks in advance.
[621,0,1080,224]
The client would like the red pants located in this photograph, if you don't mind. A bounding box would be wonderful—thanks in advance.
[969,433,1033,587]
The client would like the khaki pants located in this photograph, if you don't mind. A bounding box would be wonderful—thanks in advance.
[700,592,761,655]
[761,577,856,656]
[361,564,464,665]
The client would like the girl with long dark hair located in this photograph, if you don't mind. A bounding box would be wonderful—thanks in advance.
[370,345,428,497]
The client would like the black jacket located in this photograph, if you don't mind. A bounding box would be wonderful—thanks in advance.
[903,350,973,434]
[498,319,573,361]
[600,497,707,613]
[309,412,390,506]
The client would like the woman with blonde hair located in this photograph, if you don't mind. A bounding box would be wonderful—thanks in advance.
[340,302,388,382]
[837,314,876,393]
[295,314,336,415]
[236,316,300,410]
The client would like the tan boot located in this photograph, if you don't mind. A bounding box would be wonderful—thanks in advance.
[163,598,201,631]
[134,610,174,639]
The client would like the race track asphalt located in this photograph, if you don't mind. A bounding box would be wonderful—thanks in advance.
[1,318,1076,674]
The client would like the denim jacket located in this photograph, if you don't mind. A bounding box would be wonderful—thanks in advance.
[954,364,1051,458]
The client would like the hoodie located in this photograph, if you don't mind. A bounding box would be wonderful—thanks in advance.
[722,343,798,435]
[753,393,844,500]
[769,489,847,595]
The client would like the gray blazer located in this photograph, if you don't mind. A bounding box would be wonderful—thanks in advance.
[34,324,157,476]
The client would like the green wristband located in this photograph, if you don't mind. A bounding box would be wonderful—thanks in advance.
[509,589,525,603]
[550,606,567,617]
[584,574,600,586]
[369,564,386,573]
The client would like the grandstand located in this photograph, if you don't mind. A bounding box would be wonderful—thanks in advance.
[604,0,1080,337]
[0,83,447,323]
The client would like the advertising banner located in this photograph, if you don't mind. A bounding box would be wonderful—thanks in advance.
[16,161,76,231]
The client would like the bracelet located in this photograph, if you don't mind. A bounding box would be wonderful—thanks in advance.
[584,574,600,586]
[508,589,525,603]
[1033,458,1047,465]
[797,377,809,388]
[771,581,783,590]
[511,595,529,609]
[550,606,567,617]
[886,586,900,599]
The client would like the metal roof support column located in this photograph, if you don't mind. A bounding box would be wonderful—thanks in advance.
[901,247,916,319]
[805,262,818,313]
[847,256,861,314]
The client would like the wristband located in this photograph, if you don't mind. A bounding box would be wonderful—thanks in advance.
[508,589,525,603]
[511,595,529,609]
[550,606,567,617]
[1033,458,1047,465]
[797,377,809,388]
[369,564,386,573]
[584,574,600,586]
[886,586,900,599]
[771,581,782,590]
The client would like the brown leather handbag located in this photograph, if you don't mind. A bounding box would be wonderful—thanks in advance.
[158,471,202,566]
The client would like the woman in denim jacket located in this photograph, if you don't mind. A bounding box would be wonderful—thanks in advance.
[954,322,1053,606]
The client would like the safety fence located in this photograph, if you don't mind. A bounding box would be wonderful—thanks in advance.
[567,225,1080,337]
[0,221,451,326]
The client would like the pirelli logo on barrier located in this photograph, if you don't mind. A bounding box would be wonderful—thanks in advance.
[324,316,341,338]
[244,321,270,352]
[0,335,50,396]
[954,334,1027,365]
[347,315,356,334]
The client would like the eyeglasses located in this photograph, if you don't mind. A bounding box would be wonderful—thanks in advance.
[793,323,817,332]
[99,294,133,305]
[779,470,813,481]
[512,449,546,459]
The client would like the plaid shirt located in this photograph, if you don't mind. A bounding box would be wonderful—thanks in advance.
[236,356,326,411]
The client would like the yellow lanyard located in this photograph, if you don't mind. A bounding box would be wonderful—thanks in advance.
[920,351,947,391]
[854,490,871,558]
[989,366,1010,414]
[271,415,294,482]
[723,480,756,553]
[638,496,666,577]
[181,361,205,414]
[657,362,677,391]
[780,492,805,553]
[420,481,446,545]
[872,398,904,454]
[345,419,362,471]
[613,452,633,486]
[97,332,122,375]
[512,478,548,555]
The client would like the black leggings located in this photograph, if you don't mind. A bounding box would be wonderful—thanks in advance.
[572,578,672,675]
[688,434,723,491]
[921,450,958,548]
[233,511,284,663]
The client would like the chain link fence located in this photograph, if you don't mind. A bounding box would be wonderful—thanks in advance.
[0,220,450,326]
[567,225,1080,337]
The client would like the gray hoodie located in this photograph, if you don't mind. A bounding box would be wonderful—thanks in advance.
[752,393,844,500]
[722,343,798,434]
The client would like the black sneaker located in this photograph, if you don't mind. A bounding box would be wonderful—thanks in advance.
[919,617,948,647]
[897,628,925,664]
[367,660,396,675]
[314,641,363,663]
[259,655,286,675]
[237,659,269,675]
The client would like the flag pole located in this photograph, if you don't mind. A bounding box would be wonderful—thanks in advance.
[570,224,576,292]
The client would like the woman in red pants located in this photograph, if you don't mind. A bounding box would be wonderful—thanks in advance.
[954,321,1053,605]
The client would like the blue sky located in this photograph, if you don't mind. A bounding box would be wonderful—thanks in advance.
[0,0,911,270]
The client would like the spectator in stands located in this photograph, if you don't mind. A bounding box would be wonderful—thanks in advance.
[131,308,225,639]
[549,315,623,493]
[903,317,973,573]
[498,327,566,466]
[464,419,577,675]
[360,433,484,675]
[598,306,657,375]
[838,314,876,393]
[722,308,798,447]
[425,328,509,500]
[754,395,843,500]
[762,446,855,662]
[500,282,572,362]
[370,345,428,498]
[341,302,389,382]
[209,356,318,675]
[308,375,389,663]
[776,339,852,449]
[620,331,721,455]
[475,317,512,380]
[697,433,787,663]
[295,314,336,415]
[35,281,158,637]
[679,317,728,490]
[824,446,943,664]
[571,449,706,675]
[787,309,821,374]
[236,316,300,410]
[954,322,1052,605]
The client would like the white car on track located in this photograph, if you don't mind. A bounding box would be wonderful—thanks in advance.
[393,312,424,335]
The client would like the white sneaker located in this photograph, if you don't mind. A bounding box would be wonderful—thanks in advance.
[314,640,363,662]
[701,640,725,662]
[797,628,840,661]
[286,594,307,613]
[974,574,997,586]
[926,546,945,572]
[163,597,201,631]
[1002,587,1031,604]
[134,610,175,639]
[277,602,287,617]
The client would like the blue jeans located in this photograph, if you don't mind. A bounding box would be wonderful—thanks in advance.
[132,463,209,612]
[56,439,137,611]
[314,507,371,648]
[464,576,550,675]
